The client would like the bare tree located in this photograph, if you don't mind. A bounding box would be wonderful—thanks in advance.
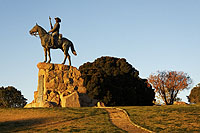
[148,71,192,105]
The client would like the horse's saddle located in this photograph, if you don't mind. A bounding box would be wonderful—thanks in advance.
[49,34,63,48]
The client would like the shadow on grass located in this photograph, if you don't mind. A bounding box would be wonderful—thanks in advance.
[0,117,50,133]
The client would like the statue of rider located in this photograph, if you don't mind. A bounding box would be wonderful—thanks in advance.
[48,17,61,47]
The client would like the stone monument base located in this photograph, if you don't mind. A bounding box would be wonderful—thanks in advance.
[25,62,97,108]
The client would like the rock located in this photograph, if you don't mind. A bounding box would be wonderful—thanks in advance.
[60,91,81,107]
[97,101,105,107]
[51,97,60,105]
[24,103,38,108]
[24,103,32,108]
[43,94,48,101]
[50,91,57,98]
[33,91,38,102]
[40,101,57,107]
[25,62,96,108]
[77,86,86,93]
[79,93,98,107]
[37,62,54,70]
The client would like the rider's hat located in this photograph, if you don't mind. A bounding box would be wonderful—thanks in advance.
[54,17,61,22]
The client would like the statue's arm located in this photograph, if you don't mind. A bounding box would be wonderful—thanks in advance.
[49,23,59,33]
[49,16,53,29]
[50,23,53,30]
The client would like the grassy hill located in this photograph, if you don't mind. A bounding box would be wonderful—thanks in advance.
[0,105,199,132]
[0,107,124,132]
[122,104,200,132]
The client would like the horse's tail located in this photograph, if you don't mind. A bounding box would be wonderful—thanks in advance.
[70,41,77,56]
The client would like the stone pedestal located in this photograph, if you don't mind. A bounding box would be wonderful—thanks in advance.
[25,63,97,108]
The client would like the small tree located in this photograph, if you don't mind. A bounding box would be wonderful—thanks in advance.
[148,71,192,105]
[0,86,27,108]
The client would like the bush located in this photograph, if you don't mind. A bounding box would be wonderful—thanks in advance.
[188,84,200,104]
[79,56,155,106]
[0,86,27,108]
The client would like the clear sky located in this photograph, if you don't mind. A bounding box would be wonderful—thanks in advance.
[0,0,200,103]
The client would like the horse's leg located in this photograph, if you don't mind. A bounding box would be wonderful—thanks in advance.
[62,54,67,65]
[62,43,70,65]
[67,55,71,66]
[47,48,51,63]
[43,48,47,63]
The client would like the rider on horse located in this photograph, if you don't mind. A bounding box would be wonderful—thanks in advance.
[29,18,77,65]
[48,17,61,47]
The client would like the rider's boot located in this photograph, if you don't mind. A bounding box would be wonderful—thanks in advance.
[50,37,54,47]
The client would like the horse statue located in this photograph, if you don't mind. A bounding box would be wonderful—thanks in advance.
[29,23,77,66]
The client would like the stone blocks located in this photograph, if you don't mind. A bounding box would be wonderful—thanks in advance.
[24,62,97,108]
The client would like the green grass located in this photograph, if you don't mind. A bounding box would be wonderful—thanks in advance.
[121,104,200,132]
[0,107,125,132]
[1,105,199,132]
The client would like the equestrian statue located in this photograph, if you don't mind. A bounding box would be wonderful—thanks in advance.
[29,17,77,66]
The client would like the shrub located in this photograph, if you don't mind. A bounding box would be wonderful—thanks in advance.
[188,84,200,104]
[79,56,155,106]
[0,86,27,108]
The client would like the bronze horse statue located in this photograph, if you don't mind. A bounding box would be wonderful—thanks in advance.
[29,23,77,65]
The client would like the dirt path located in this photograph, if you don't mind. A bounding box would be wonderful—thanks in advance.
[104,107,152,133]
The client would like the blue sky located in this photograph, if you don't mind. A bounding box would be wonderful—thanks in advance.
[0,0,200,103]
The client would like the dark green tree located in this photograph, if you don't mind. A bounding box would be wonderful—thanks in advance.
[0,86,27,108]
[79,56,155,106]
[188,84,200,104]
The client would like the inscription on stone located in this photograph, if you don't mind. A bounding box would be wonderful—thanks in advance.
[37,75,44,103]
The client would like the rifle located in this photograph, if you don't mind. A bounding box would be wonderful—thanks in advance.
[49,16,53,29]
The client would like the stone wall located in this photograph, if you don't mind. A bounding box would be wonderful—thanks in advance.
[25,63,97,108]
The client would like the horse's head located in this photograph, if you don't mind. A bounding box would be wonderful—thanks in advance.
[29,23,39,37]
